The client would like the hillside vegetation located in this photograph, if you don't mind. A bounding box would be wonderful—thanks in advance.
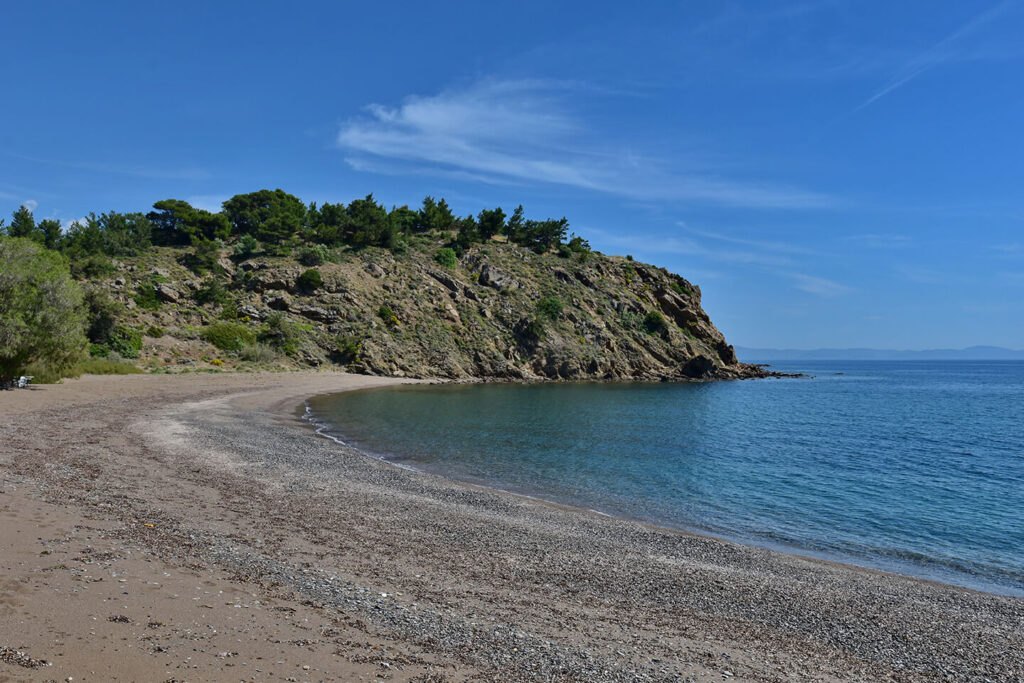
[1,191,767,381]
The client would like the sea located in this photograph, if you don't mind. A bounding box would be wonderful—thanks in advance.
[305,361,1024,597]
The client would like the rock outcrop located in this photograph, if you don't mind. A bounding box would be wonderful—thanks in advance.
[87,239,773,381]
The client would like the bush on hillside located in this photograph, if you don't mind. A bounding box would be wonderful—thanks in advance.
[536,296,563,322]
[238,342,279,363]
[232,234,260,259]
[71,254,117,280]
[201,322,255,351]
[296,244,329,266]
[643,310,668,335]
[435,247,457,269]
[133,282,162,310]
[193,276,231,306]
[259,313,302,355]
[334,335,361,361]
[296,268,323,293]
[108,325,143,358]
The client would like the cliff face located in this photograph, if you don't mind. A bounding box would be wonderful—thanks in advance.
[91,239,768,381]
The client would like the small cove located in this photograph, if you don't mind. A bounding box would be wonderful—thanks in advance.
[306,361,1024,597]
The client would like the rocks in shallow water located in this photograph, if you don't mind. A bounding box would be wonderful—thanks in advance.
[681,354,716,378]
[716,341,738,365]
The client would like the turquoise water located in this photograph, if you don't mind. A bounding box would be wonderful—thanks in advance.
[306,361,1024,596]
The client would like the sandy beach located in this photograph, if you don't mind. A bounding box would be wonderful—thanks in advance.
[1,372,1021,682]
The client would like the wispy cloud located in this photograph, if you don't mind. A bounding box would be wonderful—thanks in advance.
[994,243,1024,253]
[585,225,848,296]
[843,233,913,249]
[855,1,1016,111]
[786,271,850,296]
[337,79,832,209]
[3,150,211,181]
[679,223,816,255]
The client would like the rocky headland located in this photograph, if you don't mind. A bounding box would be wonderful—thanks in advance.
[87,238,772,381]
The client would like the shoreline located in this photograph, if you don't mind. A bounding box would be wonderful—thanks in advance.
[1,372,1022,681]
[299,383,1021,601]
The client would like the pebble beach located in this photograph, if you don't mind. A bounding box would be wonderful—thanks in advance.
[1,372,1021,681]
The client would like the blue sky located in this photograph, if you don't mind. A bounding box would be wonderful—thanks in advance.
[2,1,1023,349]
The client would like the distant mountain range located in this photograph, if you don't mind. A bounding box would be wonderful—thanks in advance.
[735,345,1024,361]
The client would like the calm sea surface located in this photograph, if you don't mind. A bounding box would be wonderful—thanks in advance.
[306,361,1024,596]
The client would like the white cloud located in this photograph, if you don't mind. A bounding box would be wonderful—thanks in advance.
[337,79,832,209]
[679,223,816,256]
[786,272,850,296]
[23,199,38,211]
[584,225,847,295]
[855,1,1017,111]
[5,150,210,181]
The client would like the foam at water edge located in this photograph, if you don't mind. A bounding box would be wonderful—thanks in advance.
[302,401,423,473]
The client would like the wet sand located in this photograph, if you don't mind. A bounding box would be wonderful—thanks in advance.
[1,372,1021,682]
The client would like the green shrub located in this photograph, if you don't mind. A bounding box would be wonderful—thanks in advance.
[518,317,546,344]
[109,325,143,358]
[567,235,591,253]
[619,310,643,330]
[71,254,117,280]
[536,296,563,322]
[434,247,457,269]
[85,289,120,345]
[626,254,634,261]
[388,236,408,256]
[296,244,329,266]
[78,358,143,375]
[556,243,572,258]
[180,238,223,274]
[264,242,293,257]
[643,310,668,334]
[27,356,145,383]
[238,342,279,363]
[259,313,300,355]
[194,276,231,305]
[219,301,240,320]
[670,281,692,297]
[20,361,75,384]
[145,325,165,338]
[232,234,259,259]
[201,322,255,351]
[134,282,162,310]
[377,305,395,321]
[296,268,323,293]
[334,335,361,361]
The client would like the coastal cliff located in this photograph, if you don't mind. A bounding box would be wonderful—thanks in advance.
[83,239,767,381]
